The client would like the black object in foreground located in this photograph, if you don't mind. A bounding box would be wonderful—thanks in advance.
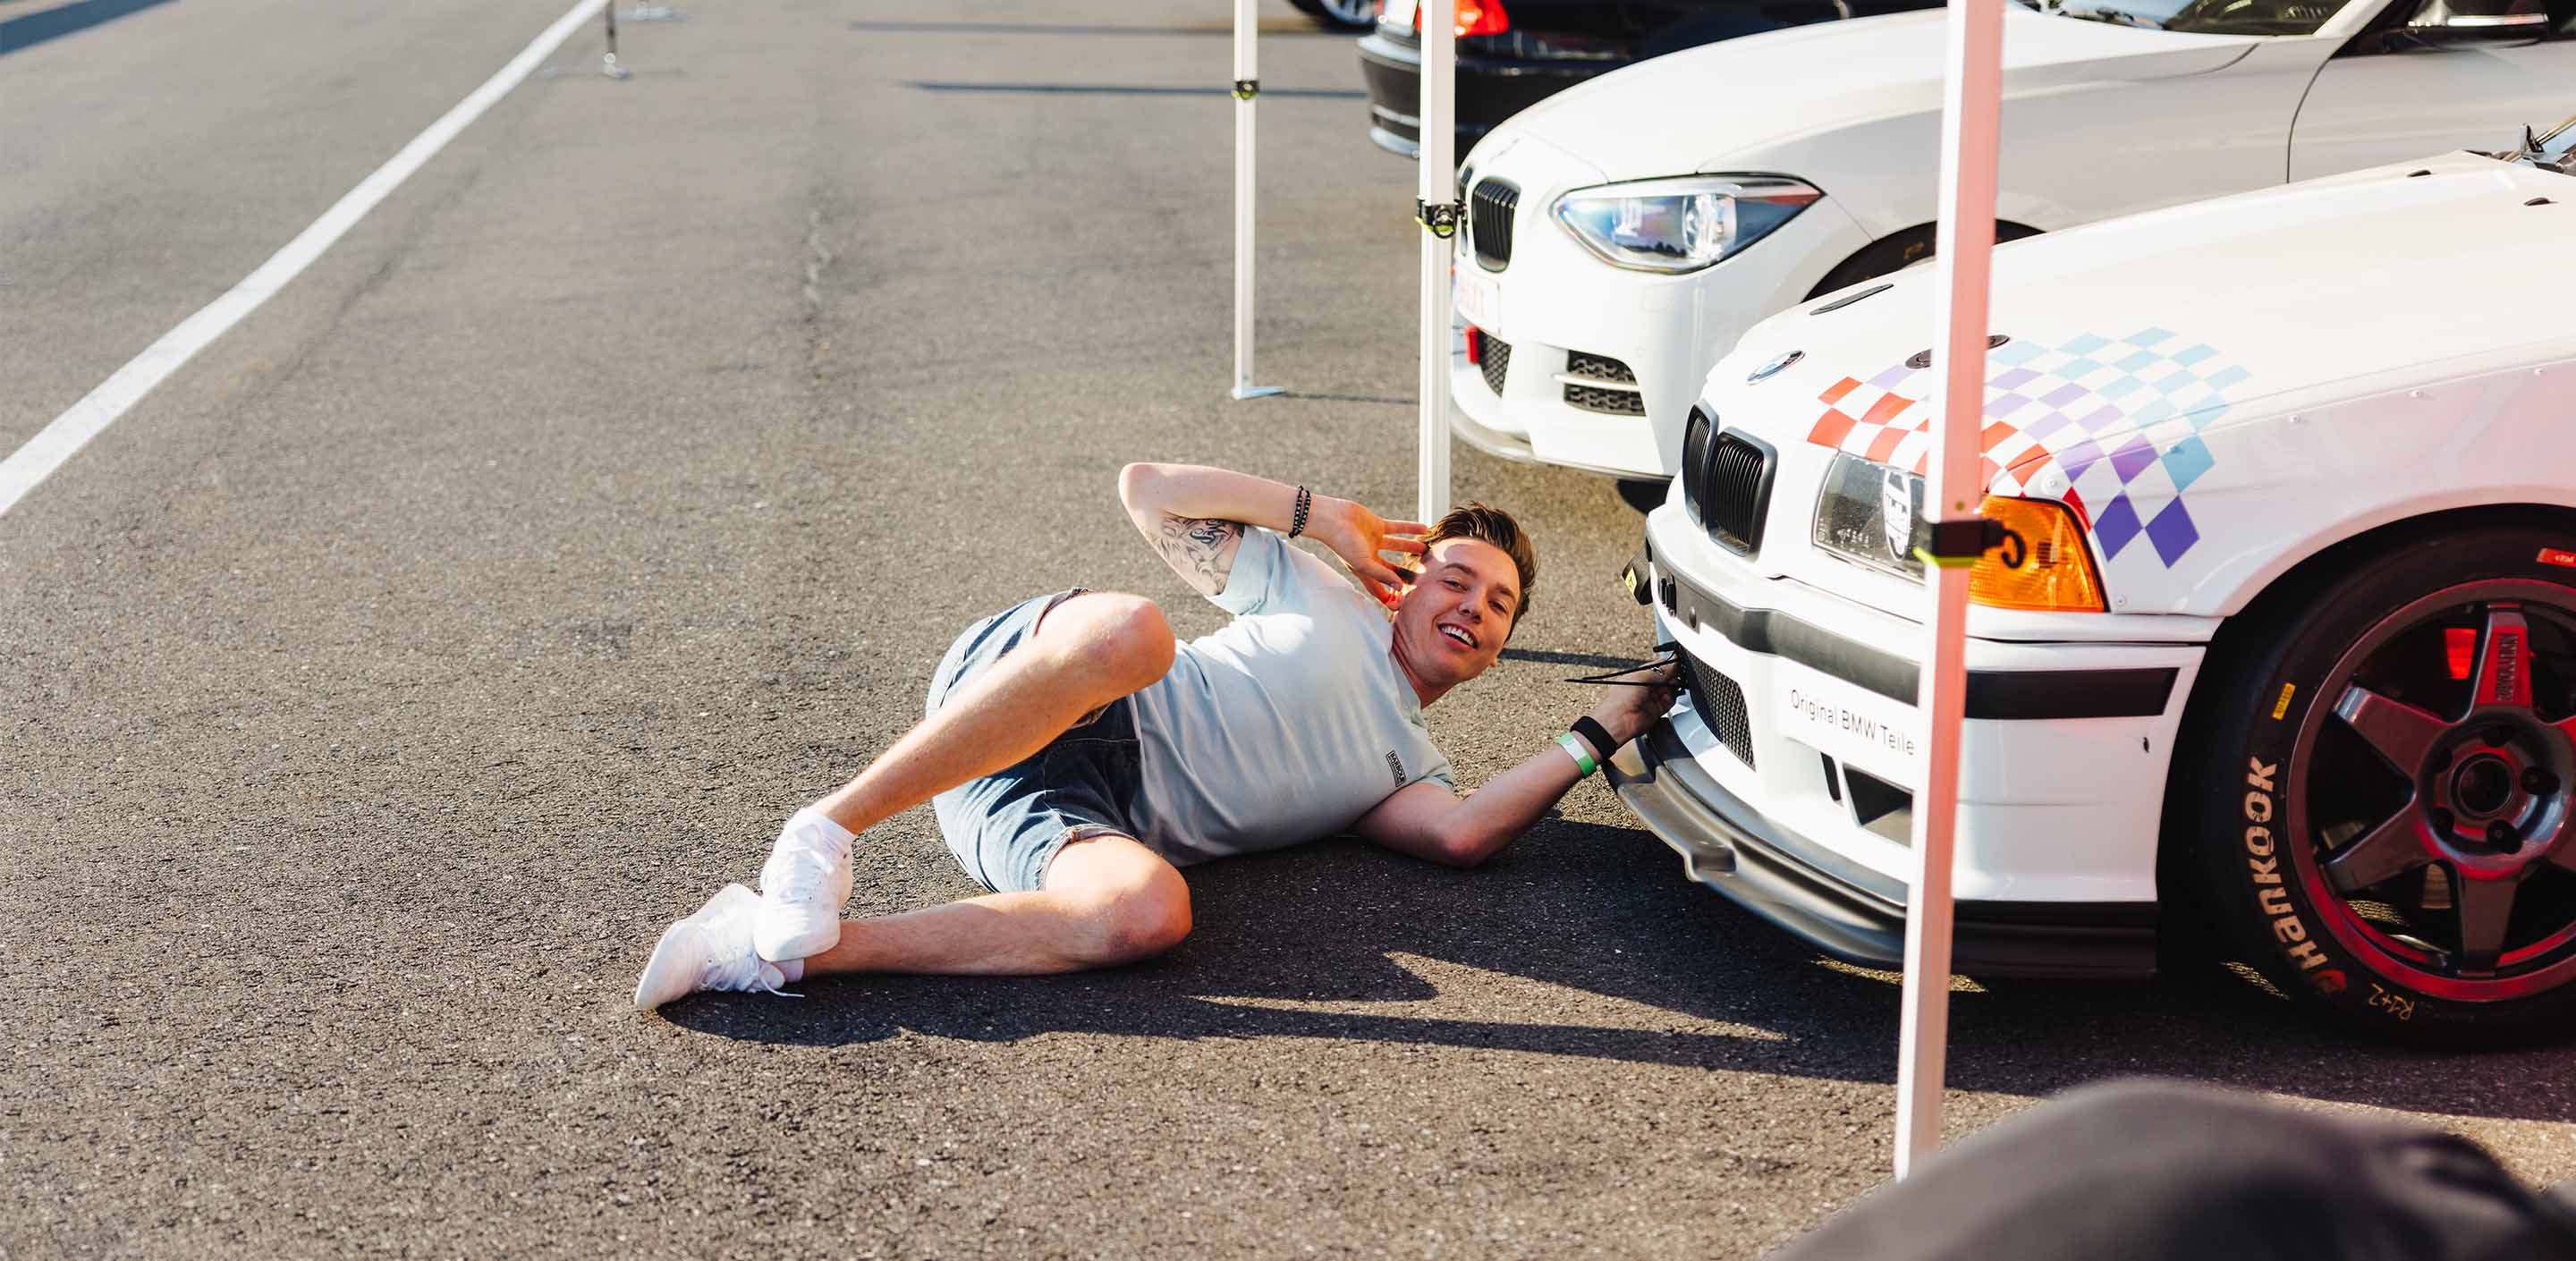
[1764,1080,2576,1261]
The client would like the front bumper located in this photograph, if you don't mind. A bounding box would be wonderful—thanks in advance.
[1357,29,1624,159]
[1446,340,1648,478]
[1610,507,2210,977]
[1611,724,2159,978]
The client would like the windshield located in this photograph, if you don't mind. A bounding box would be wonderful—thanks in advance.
[2540,113,2576,157]
[2012,0,2353,36]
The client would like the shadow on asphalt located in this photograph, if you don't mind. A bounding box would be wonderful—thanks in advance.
[1275,391,1412,407]
[849,20,1354,38]
[1497,647,1644,672]
[0,0,173,58]
[1616,478,1669,514]
[907,81,1368,99]
[664,819,2573,1123]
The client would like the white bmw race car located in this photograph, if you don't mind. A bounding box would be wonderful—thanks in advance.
[1446,0,2574,481]
[1609,123,2576,1045]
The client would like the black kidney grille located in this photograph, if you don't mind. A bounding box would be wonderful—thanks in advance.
[1681,409,1716,521]
[1684,428,1772,555]
[1479,334,1511,397]
[1470,180,1519,271]
[1681,649,1756,769]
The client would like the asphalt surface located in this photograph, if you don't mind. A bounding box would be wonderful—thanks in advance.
[4,1,2572,1257]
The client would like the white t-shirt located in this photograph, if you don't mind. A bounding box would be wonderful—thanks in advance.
[1122,528,1455,866]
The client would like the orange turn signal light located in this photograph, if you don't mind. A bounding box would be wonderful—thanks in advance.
[1967,495,2106,613]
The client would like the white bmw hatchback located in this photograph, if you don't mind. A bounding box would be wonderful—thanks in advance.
[1447,0,2574,481]
[1614,124,2576,1045]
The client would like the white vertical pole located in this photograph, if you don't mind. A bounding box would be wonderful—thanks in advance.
[1894,0,2004,1181]
[1414,0,1456,523]
[601,0,629,79]
[1231,0,1281,401]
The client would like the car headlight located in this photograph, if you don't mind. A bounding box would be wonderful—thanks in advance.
[1811,453,2106,613]
[1551,176,1821,274]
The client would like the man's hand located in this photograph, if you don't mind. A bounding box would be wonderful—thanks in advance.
[1358,659,1683,870]
[1308,497,1428,607]
[1580,661,1682,757]
[1118,464,1422,605]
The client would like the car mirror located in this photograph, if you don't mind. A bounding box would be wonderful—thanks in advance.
[2404,0,2552,41]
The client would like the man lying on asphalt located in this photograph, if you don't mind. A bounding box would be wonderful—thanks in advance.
[634,462,1680,1007]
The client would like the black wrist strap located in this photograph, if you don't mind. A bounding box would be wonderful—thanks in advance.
[1568,716,1617,762]
[1288,486,1311,538]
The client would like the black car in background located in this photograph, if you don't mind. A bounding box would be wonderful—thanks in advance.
[1358,0,1930,160]
[1291,0,1384,28]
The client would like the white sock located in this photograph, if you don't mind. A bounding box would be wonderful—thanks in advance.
[785,807,858,851]
[775,958,806,983]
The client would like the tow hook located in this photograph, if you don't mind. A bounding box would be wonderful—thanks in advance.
[1622,544,1654,606]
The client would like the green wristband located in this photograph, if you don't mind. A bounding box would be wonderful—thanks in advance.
[1554,732,1598,777]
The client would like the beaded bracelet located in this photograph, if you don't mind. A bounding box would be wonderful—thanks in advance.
[1288,486,1312,538]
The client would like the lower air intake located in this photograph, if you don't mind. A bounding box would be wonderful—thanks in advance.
[1562,351,1643,416]
[1680,649,1756,769]
[1479,334,1511,397]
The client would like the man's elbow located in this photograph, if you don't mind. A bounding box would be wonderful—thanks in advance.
[1117,462,1165,513]
[1429,825,1498,869]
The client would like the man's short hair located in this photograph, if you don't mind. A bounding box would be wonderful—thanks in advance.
[1426,502,1536,625]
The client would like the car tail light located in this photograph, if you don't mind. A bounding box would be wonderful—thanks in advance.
[1465,326,1484,365]
[1968,497,2106,614]
[1413,0,1509,37]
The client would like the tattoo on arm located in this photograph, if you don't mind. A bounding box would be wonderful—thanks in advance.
[1153,514,1243,597]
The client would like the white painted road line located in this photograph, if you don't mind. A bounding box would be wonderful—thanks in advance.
[0,0,608,520]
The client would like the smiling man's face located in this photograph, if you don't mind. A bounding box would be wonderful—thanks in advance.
[1391,537,1521,692]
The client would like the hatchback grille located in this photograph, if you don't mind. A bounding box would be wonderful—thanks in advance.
[1478,334,1511,397]
[1564,383,1643,416]
[1680,649,1756,769]
[1564,351,1634,383]
[1679,410,1775,556]
[1469,180,1518,271]
[1560,351,1643,415]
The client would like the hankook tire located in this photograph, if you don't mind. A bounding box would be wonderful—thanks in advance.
[2174,524,2576,1046]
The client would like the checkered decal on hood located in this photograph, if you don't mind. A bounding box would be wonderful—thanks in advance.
[1804,329,2249,567]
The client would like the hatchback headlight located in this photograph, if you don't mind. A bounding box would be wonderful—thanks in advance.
[1552,176,1821,274]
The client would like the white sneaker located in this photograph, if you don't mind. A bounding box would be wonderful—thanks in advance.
[632,883,796,1010]
[753,808,856,962]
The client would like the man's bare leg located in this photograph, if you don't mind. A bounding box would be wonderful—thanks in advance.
[799,834,1191,975]
[747,590,1176,962]
[640,598,1184,1007]
[815,591,1175,834]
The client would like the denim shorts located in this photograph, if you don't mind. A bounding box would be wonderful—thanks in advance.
[926,589,1147,893]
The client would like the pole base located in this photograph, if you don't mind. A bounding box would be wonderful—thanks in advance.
[1229,385,1285,401]
[601,54,631,80]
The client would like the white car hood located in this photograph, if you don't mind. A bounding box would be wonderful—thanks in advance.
[1726,152,2576,443]
[1503,9,2262,179]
